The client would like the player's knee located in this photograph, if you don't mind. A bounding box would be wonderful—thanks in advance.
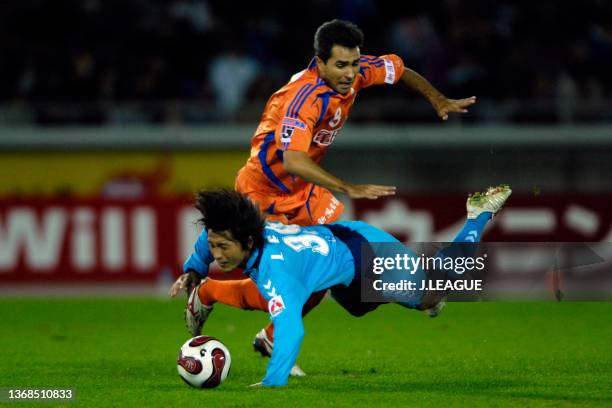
[304,291,326,308]
[344,303,377,317]
[416,289,443,310]
[346,308,369,317]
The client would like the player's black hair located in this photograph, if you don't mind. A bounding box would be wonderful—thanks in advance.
[314,19,364,62]
[195,189,265,250]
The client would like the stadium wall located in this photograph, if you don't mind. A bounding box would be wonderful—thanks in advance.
[1,125,610,291]
[1,125,611,194]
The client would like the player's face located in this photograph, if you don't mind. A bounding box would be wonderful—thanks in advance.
[317,45,360,94]
[207,230,252,272]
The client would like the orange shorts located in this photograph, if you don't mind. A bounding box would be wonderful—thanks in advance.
[235,169,344,226]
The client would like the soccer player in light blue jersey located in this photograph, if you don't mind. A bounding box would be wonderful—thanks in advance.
[180,186,511,387]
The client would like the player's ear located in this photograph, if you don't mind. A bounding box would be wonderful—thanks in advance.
[246,236,254,251]
[316,56,326,71]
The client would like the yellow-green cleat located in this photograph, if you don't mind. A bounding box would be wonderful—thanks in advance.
[466,184,512,219]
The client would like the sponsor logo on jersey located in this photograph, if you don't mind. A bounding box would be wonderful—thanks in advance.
[328,107,342,128]
[281,125,295,149]
[268,295,286,317]
[280,118,306,148]
[317,196,341,224]
[313,128,341,146]
[384,59,396,84]
[281,117,307,129]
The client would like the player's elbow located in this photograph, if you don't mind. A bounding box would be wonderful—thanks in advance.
[294,325,305,342]
[282,150,306,175]
[283,325,305,347]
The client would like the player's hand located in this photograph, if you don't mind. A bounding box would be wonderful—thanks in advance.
[434,96,477,121]
[344,183,396,199]
[169,271,201,297]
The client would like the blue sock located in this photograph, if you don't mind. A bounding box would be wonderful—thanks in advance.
[399,212,493,309]
[452,212,492,243]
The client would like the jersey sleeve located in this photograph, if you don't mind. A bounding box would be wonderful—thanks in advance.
[359,54,405,88]
[261,300,304,386]
[256,253,308,387]
[275,84,323,152]
[183,229,215,277]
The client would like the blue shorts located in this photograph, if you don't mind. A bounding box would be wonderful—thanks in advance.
[324,221,425,314]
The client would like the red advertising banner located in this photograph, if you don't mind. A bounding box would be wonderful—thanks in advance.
[1,193,611,283]
[350,193,612,243]
[0,197,195,283]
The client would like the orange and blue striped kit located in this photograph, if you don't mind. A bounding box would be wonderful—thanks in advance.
[236,54,405,225]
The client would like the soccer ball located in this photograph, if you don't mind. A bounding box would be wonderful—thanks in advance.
[177,336,231,388]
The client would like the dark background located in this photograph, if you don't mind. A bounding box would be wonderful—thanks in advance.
[1,0,611,124]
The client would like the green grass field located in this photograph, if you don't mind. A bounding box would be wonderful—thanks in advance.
[1,298,610,407]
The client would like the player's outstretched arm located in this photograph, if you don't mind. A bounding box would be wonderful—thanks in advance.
[169,270,201,297]
[261,304,304,387]
[401,68,476,121]
[169,229,214,297]
[283,150,396,199]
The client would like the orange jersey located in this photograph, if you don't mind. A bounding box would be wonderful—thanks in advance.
[239,54,405,194]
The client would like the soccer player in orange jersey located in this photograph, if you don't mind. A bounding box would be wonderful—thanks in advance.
[171,19,476,376]
[235,19,475,225]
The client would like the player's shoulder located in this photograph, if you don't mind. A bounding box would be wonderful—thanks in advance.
[360,54,402,63]
[263,221,332,237]
[359,54,386,66]
[284,69,325,93]
[358,54,396,73]
[275,73,327,118]
[356,55,386,79]
[357,54,404,85]
[264,221,302,236]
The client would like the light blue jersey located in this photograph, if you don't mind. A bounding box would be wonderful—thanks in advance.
[184,221,376,386]
[184,211,494,386]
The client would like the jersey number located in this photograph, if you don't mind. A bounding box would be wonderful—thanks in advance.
[282,234,330,256]
[266,222,301,235]
[328,107,342,128]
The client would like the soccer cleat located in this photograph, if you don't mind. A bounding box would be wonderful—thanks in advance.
[425,298,446,318]
[252,329,306,377]
[253,328,273,358]
[290,365,306,377]
[185,282,214,337]
[467,184,512,219]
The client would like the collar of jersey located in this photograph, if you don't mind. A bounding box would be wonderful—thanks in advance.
[243,247,263,277]
[307,57,318,71]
